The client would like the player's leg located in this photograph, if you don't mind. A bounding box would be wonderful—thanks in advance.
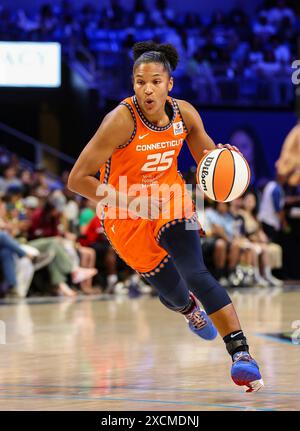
[103,217,216,339]
[143,257,217,340]
[158,220,264,392]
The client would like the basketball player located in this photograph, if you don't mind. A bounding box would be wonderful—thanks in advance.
[68,41,264,392]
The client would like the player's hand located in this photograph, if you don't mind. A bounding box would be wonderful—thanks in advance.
[203,143,240,155]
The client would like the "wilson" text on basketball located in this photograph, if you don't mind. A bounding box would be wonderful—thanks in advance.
[201,157,214,191]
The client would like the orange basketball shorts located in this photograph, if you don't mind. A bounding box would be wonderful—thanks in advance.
[102,191,196,274]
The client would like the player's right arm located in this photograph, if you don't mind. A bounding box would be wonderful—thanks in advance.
[177,99,239,163]
[67,105,134,204]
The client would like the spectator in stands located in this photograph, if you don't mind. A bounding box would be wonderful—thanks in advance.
[0,148,10,166]
[279,181,300,279]
[265,0,295,27]
[276,121,300,186]
[209,10,230,50]
[48,190,100,294]
[19,169,34,196]
[228,126,270,186]
[2,185,31,241]
[248,35,264,66]
[77,245,100,294]
[0,5,13,40]
[186,48,220,103]
[278,14,296,41]
[269,35,291,64]
[16,8,39,35]
[0,193,70,297]
[229,197,270,286]
[150,0,175,27]
[54,12,80,52]
[0,226,50,298]
[102,0,128,29]
[258,173,287,241]
[27,194,61,239]
[56,190,100,294]
[31,167,51,198]
[228,32,249,74]
[202,31,222,64]
[228,5,252,42]
[22,193,98,296]
[79,214,119,292]
[253,14,276,42]
[131,0,148,27]
[0,230,30,297]
[62,188,80,234]
[200,225,228,286]
[7,153,20,170]
[239,191,283,286]
[5,184,24,213]
[184,12,202,30]
[204,202,248,287]
[0,197,6,220]
[205,198,277,287]
[255,48,292,104]
[0,0,297,106]
[38,4,58,40]
[79,200,96,234]
[0,164,23,196]
[28,234,95,297]
[255,50,281,77]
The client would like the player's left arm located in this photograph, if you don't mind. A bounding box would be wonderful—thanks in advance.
[177,100,239,164]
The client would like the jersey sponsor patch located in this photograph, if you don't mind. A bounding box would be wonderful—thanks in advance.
[173,121,183,136]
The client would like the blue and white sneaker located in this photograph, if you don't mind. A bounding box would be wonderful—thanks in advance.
[231,351,264,392]
[184,292,218,341]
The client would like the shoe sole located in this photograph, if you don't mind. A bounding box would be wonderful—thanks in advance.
[245,379,264,393]
[232,362,263,392]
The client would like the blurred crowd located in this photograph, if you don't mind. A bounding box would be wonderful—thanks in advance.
[0,0,298,104]
[1,128,299,300]
[0,147,152,299]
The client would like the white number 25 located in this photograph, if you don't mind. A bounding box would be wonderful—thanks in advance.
[141,150,175,172]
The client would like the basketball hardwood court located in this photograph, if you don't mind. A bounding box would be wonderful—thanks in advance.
[0,287,299,411]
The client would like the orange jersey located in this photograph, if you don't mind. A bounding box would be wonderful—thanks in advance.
[100,95,188,196]
[99,95,197,274]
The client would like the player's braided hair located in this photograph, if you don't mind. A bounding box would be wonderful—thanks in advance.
[132,41,179,75]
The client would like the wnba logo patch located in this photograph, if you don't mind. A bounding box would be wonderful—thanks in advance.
[173,121,183,135]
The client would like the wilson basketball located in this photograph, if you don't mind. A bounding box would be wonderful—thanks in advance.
[196,148,251,202]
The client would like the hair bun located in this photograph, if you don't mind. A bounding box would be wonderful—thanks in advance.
[156,43,179,71]
[133,41,179,71]
[133,41,160,61]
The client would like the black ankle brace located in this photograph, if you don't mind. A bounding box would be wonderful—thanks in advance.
[225,339,249,356]
[223,331,249,358]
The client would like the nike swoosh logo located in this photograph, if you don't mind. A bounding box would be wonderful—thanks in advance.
[139,133,149,140]
[231,331,243,338]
